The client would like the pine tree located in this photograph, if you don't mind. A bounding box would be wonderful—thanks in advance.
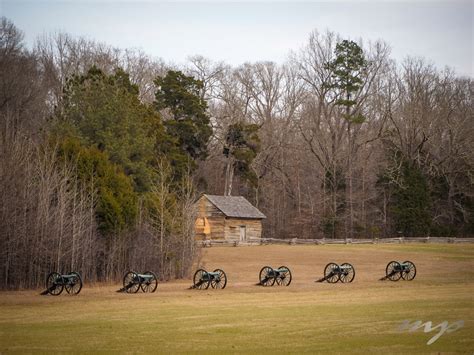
[325,40,368,239]
[223,122,261,195]
[154,70,212,162]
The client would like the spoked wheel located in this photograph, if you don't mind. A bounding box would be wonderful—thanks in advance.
[46,272,64,296]
[275,266,292,286]
[339,263,355,283]
[259,266,276,286]
[324,262,340,283]
[401,261,416,281]
[123,271,140,293]
[140,271,158,293]
[193,269,210,290]
[64,272,82,295]
[210,269,227,289]
[385,261,402,281]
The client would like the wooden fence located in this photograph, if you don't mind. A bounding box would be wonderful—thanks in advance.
[199,236,474,247]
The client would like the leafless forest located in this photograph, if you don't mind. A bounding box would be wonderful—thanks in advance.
[1,17,472,289]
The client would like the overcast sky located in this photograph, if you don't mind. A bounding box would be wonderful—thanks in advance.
[1,0,473,77]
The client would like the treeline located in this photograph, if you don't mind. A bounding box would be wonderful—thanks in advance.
[0,18,473,287]
[0,18,204,288]
[194,34,473,240]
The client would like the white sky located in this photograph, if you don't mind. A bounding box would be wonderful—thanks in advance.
[1,0,473,77]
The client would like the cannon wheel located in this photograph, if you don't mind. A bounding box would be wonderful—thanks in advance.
[46,272,64,296]
[259,266,276,286]
[324,262,340,283]
[339,263,355,283]
[210,269,227,289]
[141,271,158,293]
[193,269,210,290]
[275,266,292,286]
[401,261,416,281]
[385,261,402,281]
[123,271,140,293]
[64,272,82,295]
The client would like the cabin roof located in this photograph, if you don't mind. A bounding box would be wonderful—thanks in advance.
[203,194,266,219]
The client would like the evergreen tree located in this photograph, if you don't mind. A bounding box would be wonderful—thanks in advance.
[154,70,212,162]
[57,137,137,234]
[325,39,368,238]
[60,66,161,192]
[223,122,261,195]
[325,40,367,123]
[380,155,432,237]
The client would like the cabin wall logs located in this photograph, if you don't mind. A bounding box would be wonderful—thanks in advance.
[195,197,263,241]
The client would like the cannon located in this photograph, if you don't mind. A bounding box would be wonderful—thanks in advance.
[122,271,158,293]
[316,262,355,283]
[192,269,227,289]
[44,272,82,295]
[258,266,292,286]
[381,261,416,281]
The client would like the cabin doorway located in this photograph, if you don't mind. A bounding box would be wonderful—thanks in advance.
[239,225,247,242]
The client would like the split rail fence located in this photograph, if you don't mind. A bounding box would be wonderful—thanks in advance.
[199,237,474,247]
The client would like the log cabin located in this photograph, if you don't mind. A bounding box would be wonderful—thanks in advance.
[195,194,266,242]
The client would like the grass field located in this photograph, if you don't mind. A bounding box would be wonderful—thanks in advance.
[0,244,473,353]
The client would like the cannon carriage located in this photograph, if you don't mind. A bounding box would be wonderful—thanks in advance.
[258,266,292,286]
[192,269,227,289]
[316,262,355,283]
[122,271,158,293]
[381,261,416,281]
[45,272,82,295]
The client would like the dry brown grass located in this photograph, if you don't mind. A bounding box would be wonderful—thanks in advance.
[0,244,472,353]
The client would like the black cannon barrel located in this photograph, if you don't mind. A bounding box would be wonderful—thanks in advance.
[192,268,227,290]
[44,271,82,296]
[258,266,292,287]
[122,270,158,293]
[382,261,416,281]
[317,263,355,283]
